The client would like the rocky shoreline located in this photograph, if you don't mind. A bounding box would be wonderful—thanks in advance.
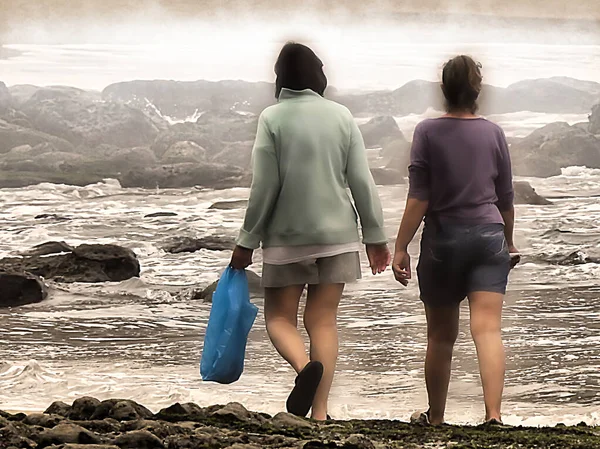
[1,397,599,448]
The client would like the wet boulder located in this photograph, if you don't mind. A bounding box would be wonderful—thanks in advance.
[193,270,262,303]
[511,122,600,177]
[0,271,48,308]
[513,181,552,205]
[209,200,248,210]
[118,162,251,189]
[359,116,405,148]
[0,244,140,283]
[36,422,102,446]
[162,236,235,253]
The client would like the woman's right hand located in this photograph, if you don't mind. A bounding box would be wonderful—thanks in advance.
[230,245,254,270]
[508,244,521,269]
[392,249,411,286]
[366,244,391,275]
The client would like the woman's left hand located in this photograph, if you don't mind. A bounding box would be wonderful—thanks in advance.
[366,244,391,275]
[230,245,254,270]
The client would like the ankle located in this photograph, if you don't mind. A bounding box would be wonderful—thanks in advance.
[428,409,445,425]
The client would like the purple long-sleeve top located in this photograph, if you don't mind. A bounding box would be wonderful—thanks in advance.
[408,117,514,225]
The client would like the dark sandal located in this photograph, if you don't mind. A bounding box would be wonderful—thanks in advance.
[286,361,324,417]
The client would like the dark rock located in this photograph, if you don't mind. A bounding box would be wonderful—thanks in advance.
[150,123,223,158]
[343,434,376,449]
[0,119,76,154]
[270,413,313,429]
[35,214,71,222]
[144,212,178,218]
[122,420,189,440]
[90,399,153,421]
[196,270,262,303]
[113,430,164,449]
[1,244,140,283]
[118,163,251,189]
[23,413,65,428]
[45,401,72,418]
[163,434,219,449]
[557,251,600,266]
[370,168,405,185]
[69,397,101,421]
[210,403,252,423]
[590,103,600,134]
[23,241,74,257]
[162,141,207,164]
[513,181,552,205]
[0,423,37,449]
[154,403,206,422]
[21,86,162,148]
[162,236,235,254]
[359,116,405,148]
[209,200,248,210]
[511,122,600,177]
[211,141,253,169]
[103,147,158,170]
[47,445,120,449]
[0,271,48,308]
[37,422,102,446]
[72,419,121,434]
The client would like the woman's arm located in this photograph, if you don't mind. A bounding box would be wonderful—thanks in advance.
[495,130,517,253]
[231,113,280,269]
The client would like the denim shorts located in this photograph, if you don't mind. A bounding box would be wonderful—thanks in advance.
[417,223,511,307]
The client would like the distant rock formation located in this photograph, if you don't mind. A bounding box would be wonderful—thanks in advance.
[0,81,11,113]
[513,181,552,205]
[590,103,600,134]
[359,116,405,148]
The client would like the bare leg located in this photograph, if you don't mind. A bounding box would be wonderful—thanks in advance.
[303,283,344,421]
[264,285,310,374]
[424,304,460,425]
[468,291,505,422]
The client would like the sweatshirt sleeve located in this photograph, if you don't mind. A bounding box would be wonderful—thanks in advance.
[407,123,431,201]
[495,128,514,212]
[236,113,280,249]
[346,118,387,245]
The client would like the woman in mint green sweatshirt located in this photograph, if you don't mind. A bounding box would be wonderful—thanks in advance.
[230,42,390,420]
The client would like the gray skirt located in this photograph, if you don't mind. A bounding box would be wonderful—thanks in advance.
[262,252,362,288]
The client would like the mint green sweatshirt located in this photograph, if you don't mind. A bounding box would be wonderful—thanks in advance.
[236,88,387,250]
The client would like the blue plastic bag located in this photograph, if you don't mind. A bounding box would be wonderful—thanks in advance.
[200,267,258,384]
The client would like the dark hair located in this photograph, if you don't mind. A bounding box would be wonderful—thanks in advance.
[274,42,327,99]
[441,55,483,114]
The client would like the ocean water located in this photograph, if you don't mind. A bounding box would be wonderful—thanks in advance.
[1,167,599,425]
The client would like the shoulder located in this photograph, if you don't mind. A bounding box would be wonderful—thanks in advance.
[413,118,437,137]
[478,118,506,137]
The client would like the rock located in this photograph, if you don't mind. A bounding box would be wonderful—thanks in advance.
[1,244,140,283]
[144,212,178,218]
[23,413,65,428]
[163,434,219,449]
[150,123,223,158]
[590,103,600,134]
[48,445,119,449]
[0,81,12,113]
[154,403,206,422]
[118,163,251,189]
[35,214,71,222]
[0,119,75,154]
[162,141,207,164]
[69,397,101,421]
[343,434,376,449]
[104,147,158,170]
[211,141,253,169]
[102,79,274,119]
[211,403,252,423]
[209,200,249,210]
[555,251,600,266]
[21,86,162,148]
[0,271,48,308]
[370,168,405,185]
[359,116,405,148]
[0,170,109,188]
[511,122,600,177]
[90,399,153,421]
[196,270,262,303]
[37,422,102,446]
[162,236,235,253]
[194,110,258,143]
[0,423,37,449]
[270,413,314,430]
[513,181,552,205]
[44,401,72,417]
[382,138,411,175]
[113,430,164,449]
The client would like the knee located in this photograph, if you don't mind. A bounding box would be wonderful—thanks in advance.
[428,328,458,346]
[470,320,501,341]
[303,311,336,336]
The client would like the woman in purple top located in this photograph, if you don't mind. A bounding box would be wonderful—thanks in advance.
[393,55,520,425]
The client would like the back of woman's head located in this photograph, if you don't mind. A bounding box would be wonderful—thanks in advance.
[441,55,483,114]
[274,42,327,98]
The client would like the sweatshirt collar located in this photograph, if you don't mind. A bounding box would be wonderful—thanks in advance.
[278,88,322,101]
